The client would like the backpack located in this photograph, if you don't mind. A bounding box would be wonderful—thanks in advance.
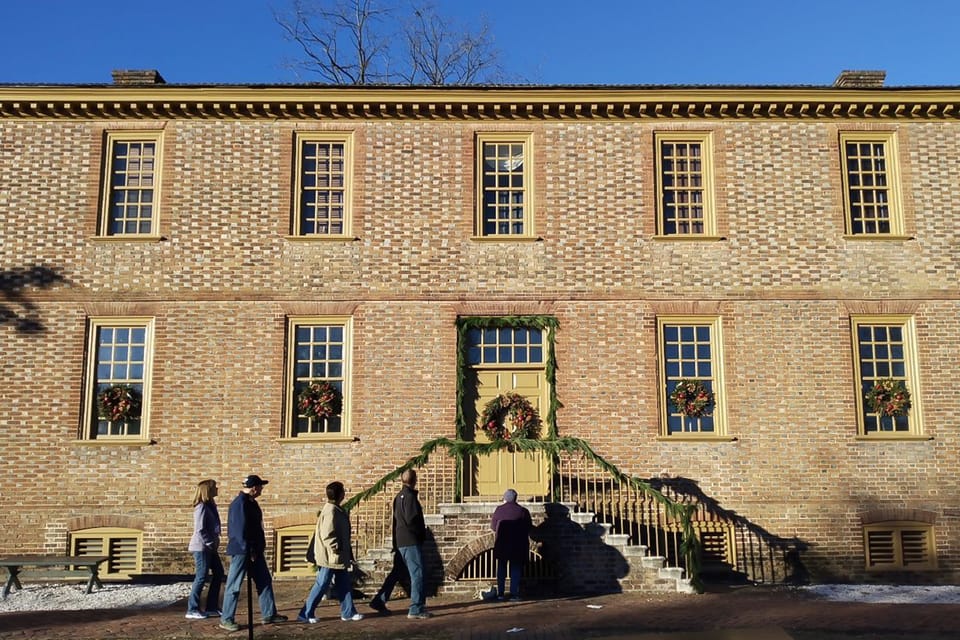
[305,534,316,564]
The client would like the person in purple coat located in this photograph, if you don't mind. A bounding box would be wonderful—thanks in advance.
[490,489,532,600]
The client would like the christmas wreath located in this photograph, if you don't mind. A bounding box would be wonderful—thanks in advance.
[297,380,343,420]
[864,378,911,417]
[96,384,142,422]
[479,392,541,441]
[669,379,714,418]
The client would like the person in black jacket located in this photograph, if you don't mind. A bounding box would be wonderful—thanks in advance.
[218,475,287,632]
[368,468,432,619]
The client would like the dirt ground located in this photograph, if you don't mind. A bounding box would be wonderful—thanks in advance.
[2,583,959,640]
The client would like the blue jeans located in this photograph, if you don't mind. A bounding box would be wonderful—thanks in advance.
[373,545,425,614]
[187,547,224,613]
[496,558,523,597]
[221,553,278,623]
[299,566,357,620]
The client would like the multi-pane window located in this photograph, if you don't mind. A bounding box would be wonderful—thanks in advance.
[294,133,352,237]
[655,132,716,236]
[286,317,352,437]
[100,132,162,236]
[476,133,533,238]
[465,326,544,366]
[83,318,154,440]
[840,132,903,236]
[851,316,922,436]
[864,522,936,570]
[71,527,143,578]
[658,317,725,436]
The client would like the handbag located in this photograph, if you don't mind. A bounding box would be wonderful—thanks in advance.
[305,534,316,564]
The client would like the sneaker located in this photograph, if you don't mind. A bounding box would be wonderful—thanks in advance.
[185,611,207,619]
[262,614,288,624]
[341,613,364,621]
[296,615,319,624]
[369,598,390,614]
[407,611,433,619]
[218,620,240,632]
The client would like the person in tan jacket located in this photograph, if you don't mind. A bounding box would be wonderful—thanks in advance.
[296,482,364,623]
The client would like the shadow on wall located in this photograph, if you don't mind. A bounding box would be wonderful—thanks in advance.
[531,503,628,595]
[0,264,69,334]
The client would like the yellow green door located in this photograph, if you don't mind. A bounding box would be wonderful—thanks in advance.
[472,369,549,497]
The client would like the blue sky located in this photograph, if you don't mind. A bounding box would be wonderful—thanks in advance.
[1,0,957,86]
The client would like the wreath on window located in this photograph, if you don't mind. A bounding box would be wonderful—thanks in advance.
[479,392,541,441]
[297,380,343,420]
[669,379,714,418]
[864,378,911,417]
[96,384,142,422]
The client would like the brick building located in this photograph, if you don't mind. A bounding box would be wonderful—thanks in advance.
[1,69,958,590]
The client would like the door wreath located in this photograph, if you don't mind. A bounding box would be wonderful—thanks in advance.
[479,392,541,441]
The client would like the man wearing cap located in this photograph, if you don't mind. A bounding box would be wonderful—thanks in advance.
[491,488,532,601]
[219,475,287,631]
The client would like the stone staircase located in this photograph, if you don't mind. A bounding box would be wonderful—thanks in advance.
[356,502,695,596]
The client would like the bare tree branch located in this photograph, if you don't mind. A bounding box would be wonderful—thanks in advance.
[275,0,501,85]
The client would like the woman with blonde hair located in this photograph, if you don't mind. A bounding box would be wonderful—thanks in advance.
[186,479,224,619]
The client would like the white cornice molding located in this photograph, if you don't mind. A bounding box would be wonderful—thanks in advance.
[2,86,959,120]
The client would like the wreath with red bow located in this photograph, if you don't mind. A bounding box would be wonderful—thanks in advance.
[479,392,541,441]
[297,380,343,420]
[668,379,714,418]
[864,379,911,417]
[96,384,142,422]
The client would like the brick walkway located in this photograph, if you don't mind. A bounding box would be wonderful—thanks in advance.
[1,585,959,639]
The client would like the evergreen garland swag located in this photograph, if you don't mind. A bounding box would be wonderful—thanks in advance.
[96,384,141,422]
[297,380,342,420]
[480,392,541,441]
[864,378,911,417]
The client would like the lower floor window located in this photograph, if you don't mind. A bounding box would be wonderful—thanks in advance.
[71,527,143,578]
[864,522,936,570]
[275,524,314,576]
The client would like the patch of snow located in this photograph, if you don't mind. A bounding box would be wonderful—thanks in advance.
[0,582,191,612]
[801,584,960,604]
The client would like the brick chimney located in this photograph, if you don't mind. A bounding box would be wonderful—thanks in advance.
[833,70,886,88]
[111,69,166,85]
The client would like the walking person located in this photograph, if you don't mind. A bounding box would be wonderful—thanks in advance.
[297,481,364,623]
[186,479,224,619]
[219,475,287,632]
[368,468,432,619]
[491,488,532,601]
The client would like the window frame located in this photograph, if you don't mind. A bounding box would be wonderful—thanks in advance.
[292,132,354,238]
[656,316,728,439]
[839,131,905,237]
[80,317,155,443]
[71,526,143,579]
[863,521,937,571]
[654,131,717,238]
[98,131,164,238]
[850,315,924,438]
[474,132,535,240]
[284,316,354,440]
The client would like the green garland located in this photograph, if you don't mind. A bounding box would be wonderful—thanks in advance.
[342,435,703,592]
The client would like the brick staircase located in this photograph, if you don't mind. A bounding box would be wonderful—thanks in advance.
[356,502,695,597]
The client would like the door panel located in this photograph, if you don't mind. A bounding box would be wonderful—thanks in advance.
[471,369,548,497]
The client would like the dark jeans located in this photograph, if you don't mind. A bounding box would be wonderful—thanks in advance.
[187,547,224,613]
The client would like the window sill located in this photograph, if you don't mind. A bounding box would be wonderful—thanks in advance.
[89,235,164,243]
[842,234,914,241]
[657,435,738,442]
[651,235,725,242]
[74,438,153,446]
[470,235,542,242]
[855,434,933,441]
[284,235,359,242]
[278,436,359,443]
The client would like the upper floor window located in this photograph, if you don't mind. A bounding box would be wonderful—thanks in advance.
[657,316,726,437]
[81,318,154,441]
[294,133,353,237]
[285,317,352,438]
[99,132,162,237]
[476,132,534,238]
[655,132,716,236]
[840,132,904,236]
[850,315,923,437]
